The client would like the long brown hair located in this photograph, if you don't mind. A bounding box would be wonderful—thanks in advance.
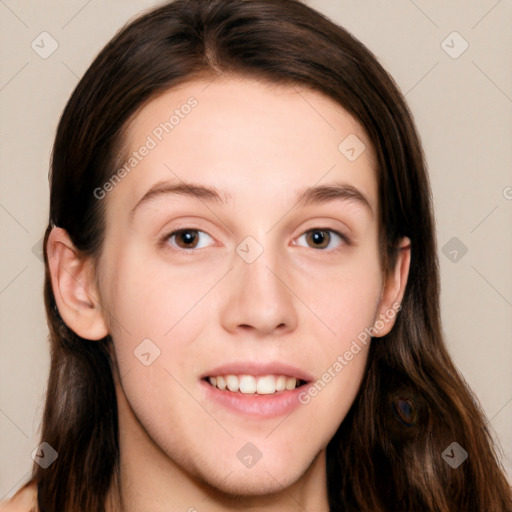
[17,0,512,510]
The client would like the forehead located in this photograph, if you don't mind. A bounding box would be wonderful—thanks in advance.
[111,76,378,215]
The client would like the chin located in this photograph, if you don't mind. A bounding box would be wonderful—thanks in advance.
[192,447,321,498]
[206,468,300,497]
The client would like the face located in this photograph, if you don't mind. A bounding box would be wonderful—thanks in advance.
[93,76,396,496]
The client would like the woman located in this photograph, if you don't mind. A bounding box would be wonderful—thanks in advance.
[2,0,511,510]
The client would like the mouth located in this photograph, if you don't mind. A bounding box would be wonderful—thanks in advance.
[200,362,313,418]
[202,374,308,395]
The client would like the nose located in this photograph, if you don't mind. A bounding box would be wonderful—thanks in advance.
[219,240,299,337]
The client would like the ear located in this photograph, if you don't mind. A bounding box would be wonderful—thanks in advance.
[47,227,109,340]
[371,236,411,338]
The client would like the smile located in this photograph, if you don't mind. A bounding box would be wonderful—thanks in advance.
[205,374,306,394]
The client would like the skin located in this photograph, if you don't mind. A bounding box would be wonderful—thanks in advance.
[47,76,410,512]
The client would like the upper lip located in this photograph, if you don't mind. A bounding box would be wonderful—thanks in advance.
[201,361,314,383]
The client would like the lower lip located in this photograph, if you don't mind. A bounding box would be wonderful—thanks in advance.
[200,380,308,418]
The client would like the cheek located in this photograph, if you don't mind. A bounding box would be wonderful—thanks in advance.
[300,249,383,347]
[292,268,381,443]
[318,275,380,338]
[101,243,212,337]
[293,247,382,401]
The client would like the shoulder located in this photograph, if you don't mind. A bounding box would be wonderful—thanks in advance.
[0,482,37,512]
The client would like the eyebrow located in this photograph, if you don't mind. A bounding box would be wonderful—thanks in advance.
[129,179,373,220]
[296,182,373,216]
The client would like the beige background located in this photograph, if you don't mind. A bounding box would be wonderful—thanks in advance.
[1,0,511,499]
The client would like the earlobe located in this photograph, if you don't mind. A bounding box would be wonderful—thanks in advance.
[47,227,109,340]
[372,237,411,338]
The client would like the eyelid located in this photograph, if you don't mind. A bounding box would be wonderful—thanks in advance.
[163,228,215,253]
[293,228,349,251]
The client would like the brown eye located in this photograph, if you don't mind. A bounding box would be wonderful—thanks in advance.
[297,228,346,250]
[165,229,213,251]
[305,229,330,249]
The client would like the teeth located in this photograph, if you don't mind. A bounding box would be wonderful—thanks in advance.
[226,375,239,392]
[239,375,257,394]
[275,375,286,391]
[285,377,297,390]
[207,374,301,394]
[216,375,226,390]
[256,375,275,394]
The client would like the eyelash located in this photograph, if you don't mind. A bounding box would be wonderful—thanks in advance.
[162,227,349,255]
